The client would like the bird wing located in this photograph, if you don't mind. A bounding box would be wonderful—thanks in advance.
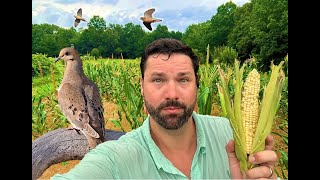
[58,83,100,138]
[77,8,82,17]
[83,83,105,140]
[143,22,152,31]
[144,8,155,18]
[74,19,80,27]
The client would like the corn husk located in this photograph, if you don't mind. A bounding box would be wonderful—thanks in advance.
[217,60,286,173]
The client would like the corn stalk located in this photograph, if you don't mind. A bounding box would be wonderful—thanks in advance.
[197,44,218,115]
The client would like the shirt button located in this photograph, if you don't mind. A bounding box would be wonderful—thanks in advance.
[201,148,206,154]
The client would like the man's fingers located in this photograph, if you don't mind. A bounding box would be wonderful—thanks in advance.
[225,140,239,168]
[246,165,277,179]
[225,139,235,154]
[248,150,278,165]
[265,134,274,150]
[225,140,243,179]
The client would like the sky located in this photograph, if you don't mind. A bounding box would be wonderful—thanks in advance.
[32,0,250,32]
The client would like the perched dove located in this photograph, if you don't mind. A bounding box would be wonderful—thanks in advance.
[74,8,87,27]
[140,8,162,31]
[55,47,105,149]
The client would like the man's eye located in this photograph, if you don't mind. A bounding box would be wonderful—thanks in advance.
[180,78,189,83]
[153,79,162,83]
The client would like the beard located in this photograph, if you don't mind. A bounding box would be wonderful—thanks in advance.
[144,98,196,130]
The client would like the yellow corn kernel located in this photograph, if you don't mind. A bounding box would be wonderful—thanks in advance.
[241,69,260,154]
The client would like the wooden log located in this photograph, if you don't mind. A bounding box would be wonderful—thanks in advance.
[32,128,126,180]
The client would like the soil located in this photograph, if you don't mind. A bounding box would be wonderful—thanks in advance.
[36,102,287,179]
[39,160,80,179]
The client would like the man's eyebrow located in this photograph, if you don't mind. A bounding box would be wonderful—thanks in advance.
[151,72,165,76]
[177,72,192,76]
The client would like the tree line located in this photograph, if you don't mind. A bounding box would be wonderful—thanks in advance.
[32,0,287,71]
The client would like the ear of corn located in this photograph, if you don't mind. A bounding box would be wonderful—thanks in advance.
[217,60,286,174]
[241,69,260,154]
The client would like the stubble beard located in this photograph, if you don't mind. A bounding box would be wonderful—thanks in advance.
[144,99,196,130]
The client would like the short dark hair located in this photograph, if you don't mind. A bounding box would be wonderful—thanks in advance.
[140,38,200,88]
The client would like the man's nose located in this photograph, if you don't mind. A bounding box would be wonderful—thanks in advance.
[164,80,179,100]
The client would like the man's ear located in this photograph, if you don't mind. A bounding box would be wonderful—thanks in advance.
[140,77,144,96]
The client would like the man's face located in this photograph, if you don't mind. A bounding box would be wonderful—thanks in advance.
[141,53,197,129]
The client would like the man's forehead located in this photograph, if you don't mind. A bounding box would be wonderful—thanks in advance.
[150,71,192,76]
[147,53,192,65]
[144,55,194,76]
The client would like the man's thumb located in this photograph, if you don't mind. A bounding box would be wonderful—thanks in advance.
[225,140,243,179]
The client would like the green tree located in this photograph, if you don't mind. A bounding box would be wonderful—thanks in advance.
[32,24,61,56]
[55,27,77,50]
[250,0,288,70]
[150,25,171,40]
[170,31,183,40]
[121,23,145,58]
[149,25,183,41]
[182,21,211,63]
[87,16,107,31]
[212,46,238,65]
[227,3,255,61]
[91,48,100,59]
[105,24,124,58]
[207,2,237,47]
[77,16,109,56]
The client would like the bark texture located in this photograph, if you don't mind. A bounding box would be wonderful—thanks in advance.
[32,128,126,180]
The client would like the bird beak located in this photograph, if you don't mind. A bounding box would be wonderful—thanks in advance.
[55,57,61,62]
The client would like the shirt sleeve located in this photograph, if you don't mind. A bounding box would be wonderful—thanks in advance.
[50,143,119,179]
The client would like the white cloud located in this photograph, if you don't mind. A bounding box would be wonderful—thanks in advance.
[152,0,250,12]
[32,0,250,32]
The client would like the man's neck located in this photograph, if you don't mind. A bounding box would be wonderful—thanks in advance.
[150,116,196,152]
[150,116,197,178]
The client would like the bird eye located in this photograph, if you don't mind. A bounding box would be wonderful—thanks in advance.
[65,52,69,56]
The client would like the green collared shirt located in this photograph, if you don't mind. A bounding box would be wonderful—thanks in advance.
[51,112,233,179]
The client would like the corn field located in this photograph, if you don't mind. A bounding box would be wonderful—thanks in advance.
[32,54,288,179]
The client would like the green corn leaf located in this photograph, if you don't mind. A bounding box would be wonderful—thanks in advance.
[251,61,285,154]
[216,83,227,117]
[233,60,247,173]
[218,61,247,173]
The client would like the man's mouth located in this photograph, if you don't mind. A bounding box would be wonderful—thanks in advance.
[162,106,182,113]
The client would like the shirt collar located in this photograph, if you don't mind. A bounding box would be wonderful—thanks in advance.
[192,111,207,154]
[141,115,180,175]
[141,112,207,174]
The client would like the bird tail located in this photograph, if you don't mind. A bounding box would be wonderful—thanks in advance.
[154,19,162,22]
[83,124,100,138]
[85,135,104,149]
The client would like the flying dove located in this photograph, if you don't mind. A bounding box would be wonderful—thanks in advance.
[74,8,87,27]
[140,8,162,31]
[55,47,105,149]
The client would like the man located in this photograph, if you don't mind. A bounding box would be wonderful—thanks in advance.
[51,38,279,179]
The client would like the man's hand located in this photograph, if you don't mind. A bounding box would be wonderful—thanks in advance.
[225,134,279,179]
